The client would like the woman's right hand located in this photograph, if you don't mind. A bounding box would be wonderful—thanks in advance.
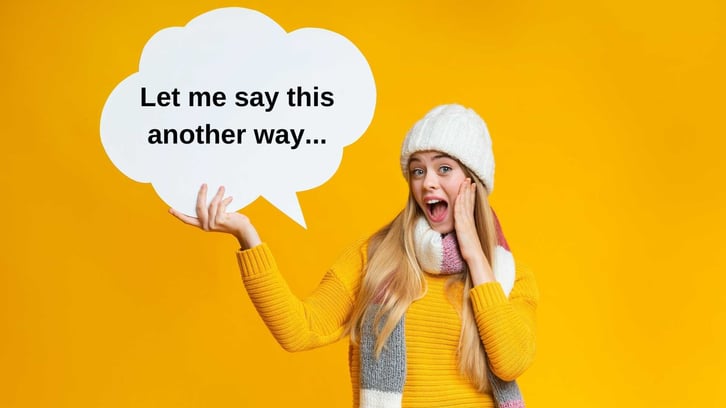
[169,184,261,250]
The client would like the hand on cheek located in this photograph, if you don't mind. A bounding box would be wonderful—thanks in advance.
[454,179,493,284]
[454,178,480,261]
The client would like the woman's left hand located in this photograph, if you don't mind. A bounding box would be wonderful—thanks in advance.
[454,178,494,284]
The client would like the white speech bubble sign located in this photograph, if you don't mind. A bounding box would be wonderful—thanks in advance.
[100,7,376,228]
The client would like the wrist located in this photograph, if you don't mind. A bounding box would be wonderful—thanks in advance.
[235,228,261,250]
[467,260,495,286]
[461,247,486,266]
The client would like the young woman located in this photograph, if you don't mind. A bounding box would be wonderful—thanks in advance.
[171,104,539,408]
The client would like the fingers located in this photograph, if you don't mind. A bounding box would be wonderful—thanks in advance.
[454,178,478,233]
[195,183,209,229]
[194,184,228,231]
[458,177,469,196]
[175,183,236,233]
[213,195,234,228]
[454,179,486,264]
[169,207,201,227]
[219,196,234,216]
[456,178,476,212]
[206,186,225,230]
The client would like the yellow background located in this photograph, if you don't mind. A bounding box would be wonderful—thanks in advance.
[2,1,725,406]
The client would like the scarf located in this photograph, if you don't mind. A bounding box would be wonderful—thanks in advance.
[359,212,523,408]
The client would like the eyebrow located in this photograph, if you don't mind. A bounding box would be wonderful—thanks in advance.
[409,153,454,164]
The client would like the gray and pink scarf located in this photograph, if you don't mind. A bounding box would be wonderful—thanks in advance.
[359,212,524,408]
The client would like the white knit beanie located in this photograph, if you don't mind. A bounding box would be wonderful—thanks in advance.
[400,104,495,192]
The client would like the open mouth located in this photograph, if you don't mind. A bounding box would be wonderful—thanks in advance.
[426,199,448,223]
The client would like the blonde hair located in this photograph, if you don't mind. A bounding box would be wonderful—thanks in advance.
[348,166,498,392]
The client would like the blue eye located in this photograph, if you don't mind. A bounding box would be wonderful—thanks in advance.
[410,168,424,177]
[440,165,452,174]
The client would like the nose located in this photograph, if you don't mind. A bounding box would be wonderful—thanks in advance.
[423,171,439,190]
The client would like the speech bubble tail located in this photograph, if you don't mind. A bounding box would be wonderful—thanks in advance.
[263,192,307,229]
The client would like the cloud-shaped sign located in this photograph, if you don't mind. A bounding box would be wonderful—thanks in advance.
[100,7,376,228]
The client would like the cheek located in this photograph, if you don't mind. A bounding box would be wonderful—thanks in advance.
[409,181,424,202]
[444,179,464,200]
[449,194,460,212]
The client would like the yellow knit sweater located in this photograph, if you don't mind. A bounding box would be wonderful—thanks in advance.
[236,240,538,408]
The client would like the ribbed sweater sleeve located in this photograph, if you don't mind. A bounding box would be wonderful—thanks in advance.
[236,241,366,352]
[470,264,539,381]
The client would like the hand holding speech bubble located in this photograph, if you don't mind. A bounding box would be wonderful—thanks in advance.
[100,7,376,228]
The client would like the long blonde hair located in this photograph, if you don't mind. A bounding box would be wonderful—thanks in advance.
[348,167,498,392]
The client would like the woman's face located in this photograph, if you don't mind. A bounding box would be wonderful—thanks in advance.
[407,151,467,234]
